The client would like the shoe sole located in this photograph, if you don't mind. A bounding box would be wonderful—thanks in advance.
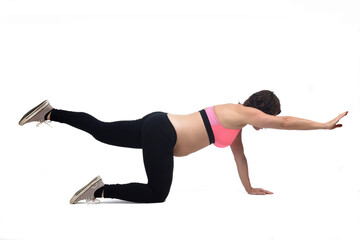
[18,100,49,126]
[70,176,102,204]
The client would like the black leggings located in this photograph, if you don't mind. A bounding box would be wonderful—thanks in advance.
[50,109,177,203]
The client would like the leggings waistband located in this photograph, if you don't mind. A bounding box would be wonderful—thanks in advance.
[199,109,215,145]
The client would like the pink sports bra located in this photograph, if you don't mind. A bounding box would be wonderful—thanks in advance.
[205,106,241,148]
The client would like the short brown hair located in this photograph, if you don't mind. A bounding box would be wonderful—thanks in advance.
[242,90,281,115]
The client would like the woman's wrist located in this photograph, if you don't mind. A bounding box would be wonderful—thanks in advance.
[245,186,253,193]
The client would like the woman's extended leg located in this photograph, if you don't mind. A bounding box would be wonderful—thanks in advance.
[19,100,150,149]
[50,109,157,149]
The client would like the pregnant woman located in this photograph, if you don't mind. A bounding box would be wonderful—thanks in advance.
[18,90,348,204]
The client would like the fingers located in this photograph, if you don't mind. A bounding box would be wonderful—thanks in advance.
[264,190,274,194]
[330,111,348,129]
[336,113,346,122]
[253,191,266,195]
[339,111,348,119]
[261,189,273,194]
[251,188,274,195]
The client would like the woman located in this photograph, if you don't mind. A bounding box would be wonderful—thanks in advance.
[18,90,348,204]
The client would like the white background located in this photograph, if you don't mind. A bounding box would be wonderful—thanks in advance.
[1,0,359,239]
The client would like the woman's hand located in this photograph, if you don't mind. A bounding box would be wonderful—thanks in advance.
[326,111,348,130]
[247,188,273,195]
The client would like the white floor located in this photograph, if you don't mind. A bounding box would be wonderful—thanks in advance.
[1,1,360,239]
[1,182,360,240]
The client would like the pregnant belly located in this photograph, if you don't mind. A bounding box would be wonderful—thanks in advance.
[167,112,211,157]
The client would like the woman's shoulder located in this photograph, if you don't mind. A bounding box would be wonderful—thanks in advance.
[213,103,243,111]
[213,103,247,128]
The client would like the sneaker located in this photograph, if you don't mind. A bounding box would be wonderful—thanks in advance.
[70,176,104,204]
[19,100,53,126]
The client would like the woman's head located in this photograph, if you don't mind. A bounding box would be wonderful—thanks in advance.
[242,90,281,116]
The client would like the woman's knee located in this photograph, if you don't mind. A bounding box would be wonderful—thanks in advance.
[150,187,170,203]
[90,121,107,141]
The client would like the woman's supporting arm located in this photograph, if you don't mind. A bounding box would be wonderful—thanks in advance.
[230,130,273,195]
[234,153,252,192]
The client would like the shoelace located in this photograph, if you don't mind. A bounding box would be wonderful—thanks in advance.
[85,197,100,204]
[36,120,53,128]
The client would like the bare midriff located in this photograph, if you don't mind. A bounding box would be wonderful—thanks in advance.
[167,112,210,157]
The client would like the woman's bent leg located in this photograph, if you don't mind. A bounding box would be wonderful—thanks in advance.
[50,109,146,148]
[95,113,176,203]
[98,183,166,203]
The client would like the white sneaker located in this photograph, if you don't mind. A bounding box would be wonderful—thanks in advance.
[19,100,53,126]
[70,176,104,204]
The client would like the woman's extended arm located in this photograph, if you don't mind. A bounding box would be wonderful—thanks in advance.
[277,112,348,130]
[240,106,348,130]
[230,129,273,195]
